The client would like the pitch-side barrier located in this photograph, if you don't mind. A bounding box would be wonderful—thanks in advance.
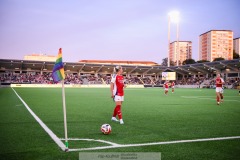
[10,84,144,88]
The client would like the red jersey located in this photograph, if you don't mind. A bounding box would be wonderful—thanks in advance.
[171,82,175,87]
[164,82,169,88]
[111,74,124,96]
[215,77,224,87]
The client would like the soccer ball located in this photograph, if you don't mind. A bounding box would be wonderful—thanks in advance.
[101,124,111,135]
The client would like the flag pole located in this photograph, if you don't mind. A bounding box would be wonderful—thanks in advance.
[52,48,68,151]
[61,79,68,150]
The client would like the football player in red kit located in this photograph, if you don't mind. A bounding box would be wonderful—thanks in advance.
[171,81,175,93]
[164,80,169,95]
[110,66,125,124]
[215,73,224,105]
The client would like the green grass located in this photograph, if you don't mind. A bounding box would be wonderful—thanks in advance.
[0,87,240,160]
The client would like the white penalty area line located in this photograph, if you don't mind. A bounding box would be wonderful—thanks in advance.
[67,136,240,151]
[11,88,67,151]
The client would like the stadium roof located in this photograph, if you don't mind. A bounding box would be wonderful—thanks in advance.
[79,60,158,66]
[0,59,239,75]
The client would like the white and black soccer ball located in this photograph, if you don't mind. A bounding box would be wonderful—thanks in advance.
[101,124,111,135]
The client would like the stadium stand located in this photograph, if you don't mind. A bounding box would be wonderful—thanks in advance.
[0,59,239,88]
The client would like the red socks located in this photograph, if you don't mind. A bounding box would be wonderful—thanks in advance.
[112,105,118,117]
[113,105,122,119]
[217,96,220,102]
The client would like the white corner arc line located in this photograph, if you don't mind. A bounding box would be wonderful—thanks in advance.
[60,138,119,146]
[95,139,119,146]
[68,136,240,151]
[59,138,95,141]
[12,88,66,151]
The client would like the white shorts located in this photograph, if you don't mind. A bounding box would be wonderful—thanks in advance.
[114,95,124,102]
[172,86,175,89]
[216,87,223,93]
[220,88,224,94]
[164,88,169,91]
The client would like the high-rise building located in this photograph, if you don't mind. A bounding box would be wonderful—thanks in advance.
[233,37,240,55]
[169,41,192,65]
[199,30,233,62]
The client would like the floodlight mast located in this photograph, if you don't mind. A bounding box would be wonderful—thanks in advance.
[168,11,180,67]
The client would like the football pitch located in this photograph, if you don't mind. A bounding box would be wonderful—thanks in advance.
[0,87,240,160]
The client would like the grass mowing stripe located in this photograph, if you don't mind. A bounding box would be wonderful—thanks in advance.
[181,96,240,102]
[11,87,67,151]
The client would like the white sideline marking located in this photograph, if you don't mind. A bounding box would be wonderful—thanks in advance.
[60,138,119,146]
[68,136,240,151]
[12,88,67,151]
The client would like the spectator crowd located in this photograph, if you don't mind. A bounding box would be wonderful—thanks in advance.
[1,72,239,88]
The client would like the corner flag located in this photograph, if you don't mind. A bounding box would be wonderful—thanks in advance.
[52,48,65,83]
[52,48,68,150]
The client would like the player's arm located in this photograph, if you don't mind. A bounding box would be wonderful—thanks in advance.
[221,78,225,85]
[217,81,223,84]
[110,74,116,98]
[110,82,114,98]
[124,80,127,88]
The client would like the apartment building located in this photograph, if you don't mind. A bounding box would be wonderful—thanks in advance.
[233,37,240,55]
[199,30,233,61]
[169,41,192,65]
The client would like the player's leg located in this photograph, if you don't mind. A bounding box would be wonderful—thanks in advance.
[115,101,122,119]
[112,105,119,122]
[119,101,124,124]
[112,96,124,124]
[216,88,221,105]
[118,98,124,124]
[111,97,120,122]
[118,102,124,124]
[165,88,168,95]
[172,87,174,93]
[220,88,224,102]
[220,93,223,99]
[220,93,223,102]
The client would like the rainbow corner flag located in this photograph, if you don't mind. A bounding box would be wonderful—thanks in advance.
[52,48,65,83]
